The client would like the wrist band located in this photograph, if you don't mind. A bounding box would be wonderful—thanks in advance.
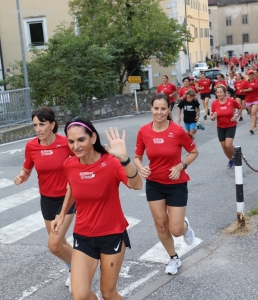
[121,157,130,166]
[127,170,138,179]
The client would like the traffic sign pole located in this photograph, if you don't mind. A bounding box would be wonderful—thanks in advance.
[134,90,139,112]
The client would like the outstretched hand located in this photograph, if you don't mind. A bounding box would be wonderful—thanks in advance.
[104,127,128,160]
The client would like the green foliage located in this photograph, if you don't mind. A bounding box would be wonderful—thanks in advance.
[0,25,118,114]
[69,0,192,93]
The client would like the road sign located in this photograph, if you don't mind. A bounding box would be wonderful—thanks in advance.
[130,83,140,90]
[128,76,142,83]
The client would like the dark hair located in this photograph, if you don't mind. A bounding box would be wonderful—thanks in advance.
[32,107,58,133]
[162,75,169,79]
[217,73,225,79]
[151,93,170,108]
[200,72,206,77]
[182,76,190,82]
[64,117,107,154]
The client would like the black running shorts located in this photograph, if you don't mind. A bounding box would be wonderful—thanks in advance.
[235,94,245,101]
[40,194,76,221]
[146,180,188,207]
[217,126,236,142]
[73,230,131,259]
[200,93,211,100]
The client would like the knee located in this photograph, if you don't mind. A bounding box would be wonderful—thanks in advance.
[48,239,62,255]
[154,221,169,234]
[169,225,184,237]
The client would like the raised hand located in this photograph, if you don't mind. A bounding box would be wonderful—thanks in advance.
[104,127,128,160]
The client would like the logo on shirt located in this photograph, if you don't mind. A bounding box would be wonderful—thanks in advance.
[56,144,61,148]
[221,107,227,110]
[41,150,53,156]
[153,138,164,144]
[100,162,106,168]
[80,172,95,179]
[168,132,174,138]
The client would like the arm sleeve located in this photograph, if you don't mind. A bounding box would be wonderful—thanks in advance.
[23,143,34,169]
[179,128,196,152]
[112,158,128,186]
[233,99,241,109]
[178,101,184,109]
[135,128,145,156]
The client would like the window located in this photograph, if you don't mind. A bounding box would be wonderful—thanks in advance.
[24,17,48,50]
[204,28,210,37]
[227,35,233,45]
[243,34,249,43]
[194,27,198,38]
[210,37,213,46]
[200,28,203,38]
[242,15,248,24]
[194,0,197,9]
[209,22,212,29]
[191,0,194,9]
[226,17,232,26]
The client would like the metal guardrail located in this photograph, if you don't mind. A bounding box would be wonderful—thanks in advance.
[0,88,31,128]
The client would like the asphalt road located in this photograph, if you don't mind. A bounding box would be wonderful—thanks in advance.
[0,104,257,300]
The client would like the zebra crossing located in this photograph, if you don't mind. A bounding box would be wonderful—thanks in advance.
[0,175,203,299]
[0,176,203,260]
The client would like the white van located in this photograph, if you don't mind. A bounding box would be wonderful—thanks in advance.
[193,62,208,71]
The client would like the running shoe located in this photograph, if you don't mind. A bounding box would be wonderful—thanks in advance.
[204,115,207,120]
[227,160,233,168]
[65,273,70,287]
[184,217,195,246]
[197,123,205,130]
[250,129,254,134]
[231,157,235,168]
[165,257,182,275]
[239,117,243,121]
[207,109,210,116]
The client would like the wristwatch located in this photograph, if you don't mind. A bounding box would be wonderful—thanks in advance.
[181,162,187,169]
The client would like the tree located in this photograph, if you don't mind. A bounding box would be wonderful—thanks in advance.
[0,25,118,114]
[69,0,192,93]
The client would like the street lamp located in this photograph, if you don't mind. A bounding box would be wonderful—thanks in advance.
[15,0,31,119]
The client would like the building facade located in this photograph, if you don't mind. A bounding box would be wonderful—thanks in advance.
[209,0,258,58]
[0,0,72,90]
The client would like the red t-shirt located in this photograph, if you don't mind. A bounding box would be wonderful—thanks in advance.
[135,122,196,184]
[214,80,227,87]
[157,83,178,102]
[211,98,241,128]
[198,79,212,93]
[63,154,128,237]
[234,80,246,96]
[178,86,198,99]
[240,80,258,103]
[23,134,73,197]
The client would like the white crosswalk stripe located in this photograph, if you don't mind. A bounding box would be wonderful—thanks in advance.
[0,188,39,213]
[0,211,45,244]
[0,178,14,189]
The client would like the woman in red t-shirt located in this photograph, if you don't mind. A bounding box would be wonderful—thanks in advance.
[240,70,258,134]
[156,75,178,114]
[51,118,142,299]
[214,73,227,88]
[134,93,198,276]
[210,85,241,168]
[14,107,75,287]
[197,73,212,120]
[178,77,198,102]
[234,73,246,121]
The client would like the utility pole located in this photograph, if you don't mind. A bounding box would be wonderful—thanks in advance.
[15,0,31,119]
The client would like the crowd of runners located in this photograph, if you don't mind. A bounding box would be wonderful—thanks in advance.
[10,55,257,300]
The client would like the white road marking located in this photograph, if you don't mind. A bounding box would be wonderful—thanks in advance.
[0,188,39,213]
[0,178,14,189]
[67,215,141,245]
[0,211,45,244]
[0,148,24,155]
[139,236,203,264]
[119,270,160,297]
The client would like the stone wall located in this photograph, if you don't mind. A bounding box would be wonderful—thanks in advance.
[51,90,155,125]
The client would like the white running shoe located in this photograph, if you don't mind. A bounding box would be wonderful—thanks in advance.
[165,257,182,275]
[65,273,70,287]
[184,217,195,246]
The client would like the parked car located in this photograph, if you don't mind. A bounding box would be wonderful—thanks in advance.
[193,62,208,71]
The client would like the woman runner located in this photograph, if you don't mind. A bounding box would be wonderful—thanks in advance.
[134,93,198,275]
[197,73,212,120]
